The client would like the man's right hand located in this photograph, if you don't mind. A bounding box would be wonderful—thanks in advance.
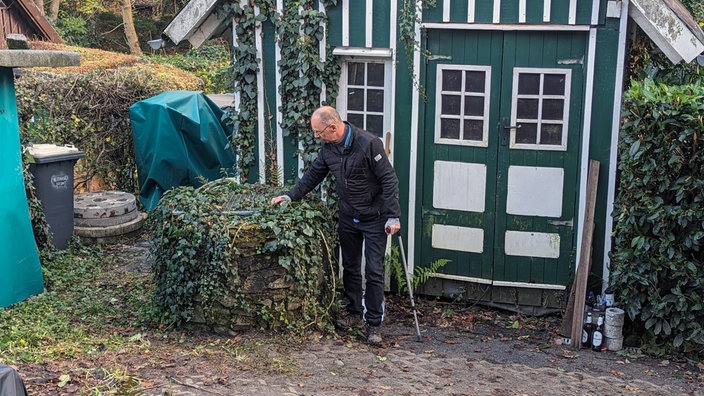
[271,195,291,206]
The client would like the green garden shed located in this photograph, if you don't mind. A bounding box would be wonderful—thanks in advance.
[160,0,704,312]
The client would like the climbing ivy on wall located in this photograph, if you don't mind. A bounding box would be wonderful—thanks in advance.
[223,0,341,183]
[226,2,267,180]
[399,0,436,100]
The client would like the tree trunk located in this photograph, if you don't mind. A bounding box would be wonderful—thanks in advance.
[122,0,142,55]
[34,0,44,15]
[49,0,59,21]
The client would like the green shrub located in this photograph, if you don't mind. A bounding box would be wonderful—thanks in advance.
[17,43,202,194]
[148,40,232,93]
[610,79,704,358]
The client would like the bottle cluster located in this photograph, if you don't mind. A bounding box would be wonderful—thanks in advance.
[581,289,620,352]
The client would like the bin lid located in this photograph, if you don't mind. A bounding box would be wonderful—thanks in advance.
[25,144,85,163]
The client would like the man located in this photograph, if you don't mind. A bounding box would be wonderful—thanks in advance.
[271,106,401,346]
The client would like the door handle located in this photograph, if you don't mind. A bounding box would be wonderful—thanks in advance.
[501,118,521,146]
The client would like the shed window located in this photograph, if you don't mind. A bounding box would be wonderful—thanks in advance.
[434,65,491,147]
[510,68,571,151]
[343,61,389,138]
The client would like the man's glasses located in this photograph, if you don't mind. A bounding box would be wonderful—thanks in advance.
[312,123,334,137]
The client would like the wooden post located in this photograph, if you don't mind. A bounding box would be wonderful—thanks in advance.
[566,159,600,349]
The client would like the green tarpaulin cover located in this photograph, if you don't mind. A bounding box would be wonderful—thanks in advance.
[0,68,44,308]
[129,91,237,211]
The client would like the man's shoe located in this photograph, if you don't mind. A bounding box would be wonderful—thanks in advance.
[334,313,364,331]
[366,323,382,346]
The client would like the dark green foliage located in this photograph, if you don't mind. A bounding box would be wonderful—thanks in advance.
[610,79,704,358]
[628,30,703,86]
[148,180,338,331]
[16,67,195,193]
[148,40,232,94]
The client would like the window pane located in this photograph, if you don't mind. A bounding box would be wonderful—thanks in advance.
[442,70,462,91]
[366,115,384,137]
[543,74,565,95]
[540,124,563,145]
[515,123,537,144]
[347,88,365,111]
[516,98,539,119]
[542,99,564,120]
[463,120,483,141]
[347,113,363,129]
[348,62,365,85]
[464,96,484,117]
[367,63,384,87]
[440,118,460,139]
[367,89,384,112]
[441,94,461,115]
[518,73,540,95]
[465,71,485,93]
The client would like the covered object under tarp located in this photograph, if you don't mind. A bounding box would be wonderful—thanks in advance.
[0,364,28,396]
[129,91,236,211]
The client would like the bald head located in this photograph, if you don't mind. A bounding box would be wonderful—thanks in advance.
[311,106,345,143]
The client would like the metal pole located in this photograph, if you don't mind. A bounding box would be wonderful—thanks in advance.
[397,235,422,342]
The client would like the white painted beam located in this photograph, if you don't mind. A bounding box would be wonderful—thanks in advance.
[629,0,704,63]
[164,0,220,44]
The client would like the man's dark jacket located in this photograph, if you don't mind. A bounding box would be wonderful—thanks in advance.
[286,122,401,221]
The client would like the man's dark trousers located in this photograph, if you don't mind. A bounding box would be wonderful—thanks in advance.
[338,214,386,326]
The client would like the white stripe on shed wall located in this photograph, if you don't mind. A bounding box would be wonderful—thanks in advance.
[406,1,423,274]
[443,0,451,22]
[467,0,475,22]
[256,5,266,184]
[569,0,577,24]
[493,0,500,23]
[275,0,284,183]
[366,0,373,47]
[591,0,601,24]
[574,28,598,280]
[505,230,561,259]
[603,0,631,292]
[519,0,527,23]
[389,0,398,161]
[432,224,484,253]
[544,0,551,22]
[342,0,349,46]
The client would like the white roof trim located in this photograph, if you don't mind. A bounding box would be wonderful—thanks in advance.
[629,0,704,63]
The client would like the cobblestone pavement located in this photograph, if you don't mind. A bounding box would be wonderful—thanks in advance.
[18,240,703,395]
[117,315,703,396]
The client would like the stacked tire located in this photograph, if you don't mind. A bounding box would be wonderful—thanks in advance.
[74,191,146,244]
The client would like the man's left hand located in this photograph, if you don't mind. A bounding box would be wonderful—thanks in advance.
[385,218,401,235]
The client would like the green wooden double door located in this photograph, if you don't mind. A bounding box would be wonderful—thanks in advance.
[419,29,587,291]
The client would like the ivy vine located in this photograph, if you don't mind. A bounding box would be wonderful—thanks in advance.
[223,0,341,184]
[399,0,436,100]
[148,179,338,331]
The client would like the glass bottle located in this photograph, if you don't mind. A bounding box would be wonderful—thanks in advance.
[591,315,605,351]
[581,312,593,348]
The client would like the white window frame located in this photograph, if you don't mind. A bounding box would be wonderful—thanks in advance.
[510,67,571,151]
[336,57,393,145]
[434,64,492,148]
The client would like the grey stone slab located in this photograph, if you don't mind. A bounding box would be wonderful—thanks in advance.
[0,50,80,68]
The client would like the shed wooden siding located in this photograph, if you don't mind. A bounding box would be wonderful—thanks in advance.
[424,0,606,25]
[327,0,393,48]
[0,0,62,48]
